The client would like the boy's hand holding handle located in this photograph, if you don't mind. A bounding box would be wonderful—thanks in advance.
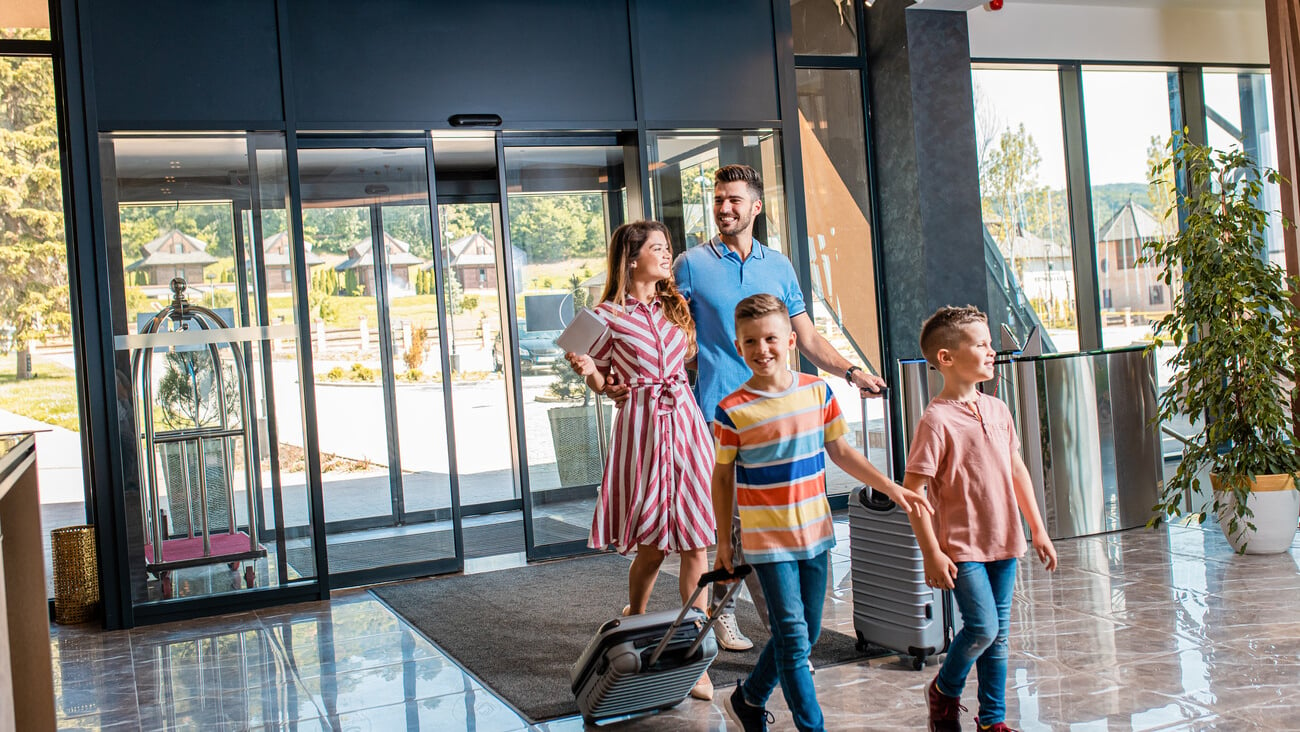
[713,541,735,579]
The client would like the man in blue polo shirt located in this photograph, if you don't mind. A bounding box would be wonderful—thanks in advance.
[676,164,886,651]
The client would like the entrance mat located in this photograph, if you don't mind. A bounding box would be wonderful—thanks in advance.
[288,517,589,575]
[371,552,874,722]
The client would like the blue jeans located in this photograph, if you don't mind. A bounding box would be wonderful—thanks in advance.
[742,551,828,732]
[936,558,1017,726]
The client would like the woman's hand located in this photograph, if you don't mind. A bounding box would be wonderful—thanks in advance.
[566,352,597,377]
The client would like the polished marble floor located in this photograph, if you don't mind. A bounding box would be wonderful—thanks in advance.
[50,518,1300,731]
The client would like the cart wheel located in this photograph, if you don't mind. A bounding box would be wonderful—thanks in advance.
[912,655,925,671]
[244,566,256,588]
[160,572,172,599]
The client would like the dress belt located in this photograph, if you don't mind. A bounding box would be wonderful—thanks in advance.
[624,375,685,415]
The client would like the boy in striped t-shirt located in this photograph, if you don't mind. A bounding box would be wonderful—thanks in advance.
[713,294,932,732]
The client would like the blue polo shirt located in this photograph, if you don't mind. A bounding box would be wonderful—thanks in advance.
[674,236,806,424]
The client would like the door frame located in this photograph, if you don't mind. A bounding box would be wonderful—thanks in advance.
[496,132,639,562]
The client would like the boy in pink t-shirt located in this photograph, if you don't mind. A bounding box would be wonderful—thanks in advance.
[904,306,1058,732]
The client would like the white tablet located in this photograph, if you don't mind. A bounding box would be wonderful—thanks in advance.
[555,308,607,356]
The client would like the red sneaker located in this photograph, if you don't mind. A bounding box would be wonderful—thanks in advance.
[925,677,967,732]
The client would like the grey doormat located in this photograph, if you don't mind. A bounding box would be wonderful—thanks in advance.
[288,517,589,575]
[371,552,872,722]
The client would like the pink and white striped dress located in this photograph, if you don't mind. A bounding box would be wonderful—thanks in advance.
[588,297,716,555]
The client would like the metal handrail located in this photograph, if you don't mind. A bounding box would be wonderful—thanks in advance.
[983,227,1058,354]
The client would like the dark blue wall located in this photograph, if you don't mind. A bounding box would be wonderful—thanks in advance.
[634,0,780,123]
[88,0,284,124]
[286,0,636,126]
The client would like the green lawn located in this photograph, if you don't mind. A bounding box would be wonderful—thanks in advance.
[0,360,80,431]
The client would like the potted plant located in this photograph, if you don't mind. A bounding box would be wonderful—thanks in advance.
[1145,132,1300,553]
[545,362,612,488]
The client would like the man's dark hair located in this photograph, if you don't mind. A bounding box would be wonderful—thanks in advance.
[714,164,763,200]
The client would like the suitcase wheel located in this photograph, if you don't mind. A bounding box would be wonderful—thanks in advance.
[911,654,926,671]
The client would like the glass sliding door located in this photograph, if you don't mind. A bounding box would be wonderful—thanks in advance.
[501,140,632,557]
[99,132,317,608]
[296,141,459,582]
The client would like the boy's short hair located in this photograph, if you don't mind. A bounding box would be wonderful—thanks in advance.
[715,164,763,200]
[734,293,787,325]
[919,305,988,367]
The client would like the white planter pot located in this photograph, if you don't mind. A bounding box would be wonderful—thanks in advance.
[1212,474,1300,554]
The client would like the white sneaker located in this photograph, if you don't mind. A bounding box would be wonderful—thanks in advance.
[712,612,754,651]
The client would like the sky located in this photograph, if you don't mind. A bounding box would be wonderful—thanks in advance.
[973,66,1276,189]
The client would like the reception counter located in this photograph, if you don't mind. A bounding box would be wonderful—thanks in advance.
[898,346,1163,540]
[0,433,56,731]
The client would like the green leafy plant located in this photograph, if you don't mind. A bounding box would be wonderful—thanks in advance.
[1144,132,1299,540]
[546,361,591,403]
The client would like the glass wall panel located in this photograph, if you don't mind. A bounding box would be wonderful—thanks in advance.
[503,144,627,553]
[791,0,857,57]
[1,3,51,40]
[1081,68,1180,363]
[974,66,1079,352]
[648,131,787,257]
[1203,69,1281,267]
[100,133,316,604]
[795,67,885,496]
[297,145,456,577]
[0,53,86,598]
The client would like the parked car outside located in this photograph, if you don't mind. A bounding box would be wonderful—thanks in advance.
[493,319,565,373]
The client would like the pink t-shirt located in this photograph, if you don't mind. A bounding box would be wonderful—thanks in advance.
[904,392,1027,563]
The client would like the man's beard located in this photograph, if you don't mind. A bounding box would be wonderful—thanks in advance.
[717,212,752,236]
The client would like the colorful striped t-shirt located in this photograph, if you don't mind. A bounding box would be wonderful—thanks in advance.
[714,371,849,564]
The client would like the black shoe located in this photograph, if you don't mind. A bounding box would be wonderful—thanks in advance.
[724,681,774,732]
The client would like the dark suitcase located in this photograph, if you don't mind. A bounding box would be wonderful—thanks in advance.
[571,564,751,724]
[850,390,959,670]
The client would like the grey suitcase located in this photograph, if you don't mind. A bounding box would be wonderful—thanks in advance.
[571,564,751,725]
[850,390,958,670]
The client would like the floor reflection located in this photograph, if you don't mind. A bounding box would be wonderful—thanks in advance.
[50,520,1300,730]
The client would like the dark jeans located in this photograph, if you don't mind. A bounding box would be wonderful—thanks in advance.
[935,558,1017,726]
[741,551,829,732]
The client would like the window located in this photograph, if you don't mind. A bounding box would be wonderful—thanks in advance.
[1082,67,1179,350]
[791,0,858,56]
[1149,285,1164,306]
[282,268,292,283]
[973,66,1079,352]
[647,131,787,255]
[1203,69,1280,267]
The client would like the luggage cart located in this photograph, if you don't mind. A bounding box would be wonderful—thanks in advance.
[131,278,266,598]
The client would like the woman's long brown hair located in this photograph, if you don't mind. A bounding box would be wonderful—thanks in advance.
[598,220,696,358]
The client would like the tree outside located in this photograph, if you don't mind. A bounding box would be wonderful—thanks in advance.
[0,44,69,379]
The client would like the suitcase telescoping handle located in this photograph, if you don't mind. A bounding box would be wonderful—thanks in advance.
[860,387,905,512]
[647,564,753,667]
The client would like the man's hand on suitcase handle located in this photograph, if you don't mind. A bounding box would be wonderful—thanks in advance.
[703,555,751,585]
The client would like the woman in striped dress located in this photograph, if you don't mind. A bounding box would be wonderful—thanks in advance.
[566,220,717,700]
